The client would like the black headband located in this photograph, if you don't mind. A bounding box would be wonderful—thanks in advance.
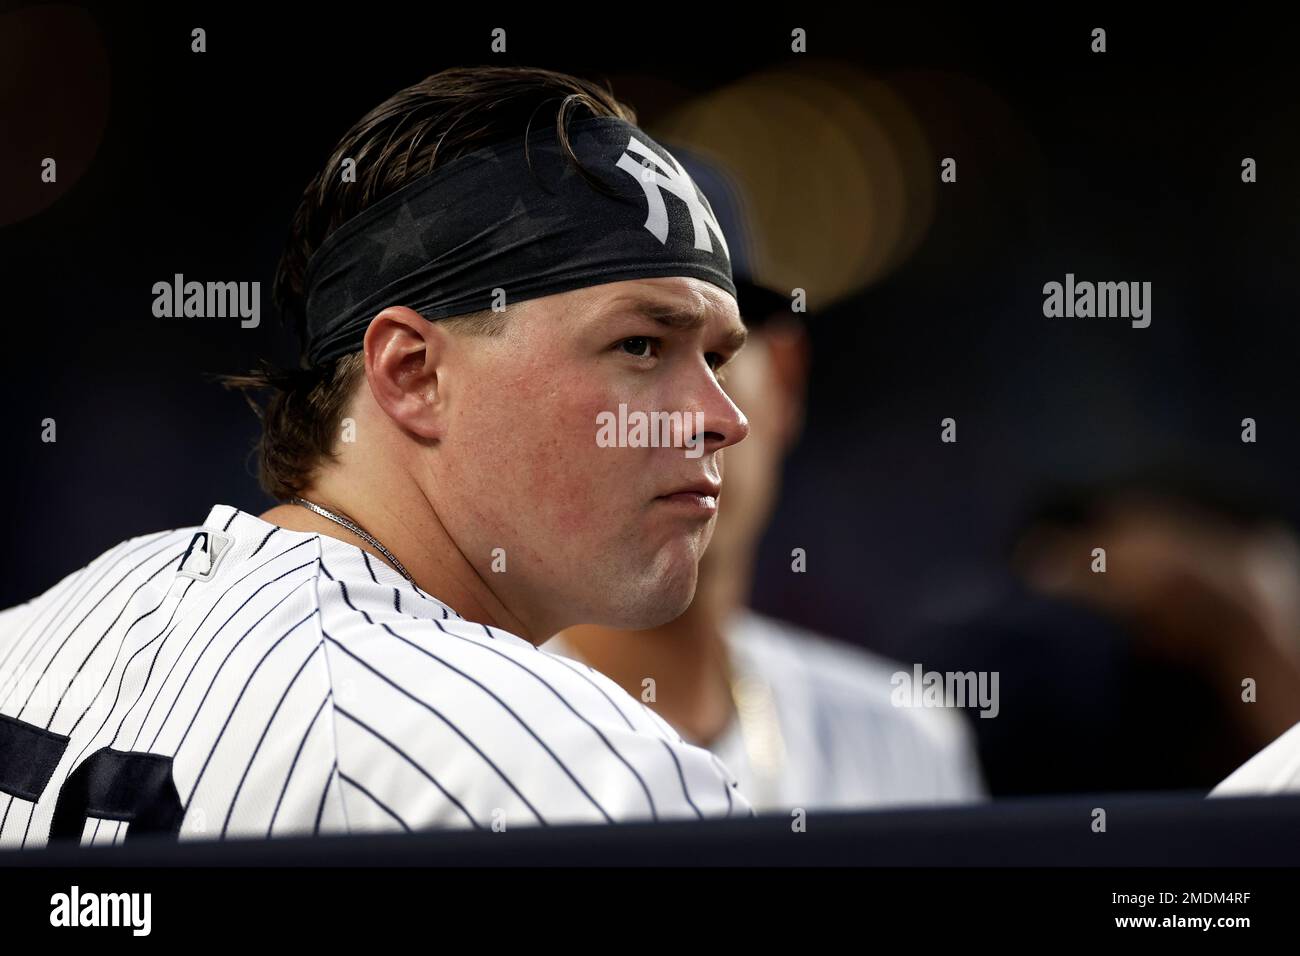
[301,116,737,367]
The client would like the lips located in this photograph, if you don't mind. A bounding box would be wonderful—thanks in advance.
[654,479,721,515]
[657,480,722,500]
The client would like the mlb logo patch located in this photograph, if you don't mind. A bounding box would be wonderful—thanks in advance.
[177,530,234,581]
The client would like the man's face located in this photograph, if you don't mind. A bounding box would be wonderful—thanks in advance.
[432,276,749,636]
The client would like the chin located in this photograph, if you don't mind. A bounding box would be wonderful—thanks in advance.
[610,555,699,630]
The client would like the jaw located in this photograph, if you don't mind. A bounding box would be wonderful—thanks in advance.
[514,507,713,632]
[605,535,705,630]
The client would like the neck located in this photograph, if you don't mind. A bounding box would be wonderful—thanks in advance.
[260,477,537,643]
[557,550,753,746]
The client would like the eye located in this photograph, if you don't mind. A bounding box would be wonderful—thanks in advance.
[618,336,658,359]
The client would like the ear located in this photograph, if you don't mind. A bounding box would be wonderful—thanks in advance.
[361,305,450,441]
[757,317,811,450]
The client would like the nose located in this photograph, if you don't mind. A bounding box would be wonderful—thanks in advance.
[690,371,750,454]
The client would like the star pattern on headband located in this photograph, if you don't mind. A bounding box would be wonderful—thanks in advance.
[493,146,594,268]
[363,200,435,278]
[510,193,579,268]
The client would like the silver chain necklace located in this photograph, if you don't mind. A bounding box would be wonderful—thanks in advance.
[288,496,413,582]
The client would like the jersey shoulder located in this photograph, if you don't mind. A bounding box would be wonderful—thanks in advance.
[314,564,750,830]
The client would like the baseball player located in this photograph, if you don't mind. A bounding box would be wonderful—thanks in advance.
[0,66,755,849]
[548,150,985,811]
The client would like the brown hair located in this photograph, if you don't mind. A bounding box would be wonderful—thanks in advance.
[219,66,637,501]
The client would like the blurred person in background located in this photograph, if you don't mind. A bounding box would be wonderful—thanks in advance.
[545,149,986,812]
[911,466,1300,795]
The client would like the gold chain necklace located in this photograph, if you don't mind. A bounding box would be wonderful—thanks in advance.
[725,648,787,805]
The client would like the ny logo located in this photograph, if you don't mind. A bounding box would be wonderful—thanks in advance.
[615,137,730,261]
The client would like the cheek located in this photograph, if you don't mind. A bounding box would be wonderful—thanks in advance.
[465,366,632,540]
[527,387,639,537]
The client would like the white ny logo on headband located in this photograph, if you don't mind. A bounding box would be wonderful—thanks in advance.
[615,136,730,262]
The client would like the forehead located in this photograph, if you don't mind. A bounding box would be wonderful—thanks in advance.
[573,277,744,337]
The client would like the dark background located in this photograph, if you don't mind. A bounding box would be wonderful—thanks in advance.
[4,5,1298,794]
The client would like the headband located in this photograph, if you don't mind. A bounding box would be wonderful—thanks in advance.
[301,116,736,367]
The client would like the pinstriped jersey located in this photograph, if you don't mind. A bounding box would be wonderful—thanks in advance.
[0,503,751,849]
[547,611,985,813]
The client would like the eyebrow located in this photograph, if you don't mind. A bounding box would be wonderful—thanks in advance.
[616,297,749,352]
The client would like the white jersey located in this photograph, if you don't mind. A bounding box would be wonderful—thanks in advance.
[1209,720,1300,797]
[547,609,985,812]
[0,504,750,849]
